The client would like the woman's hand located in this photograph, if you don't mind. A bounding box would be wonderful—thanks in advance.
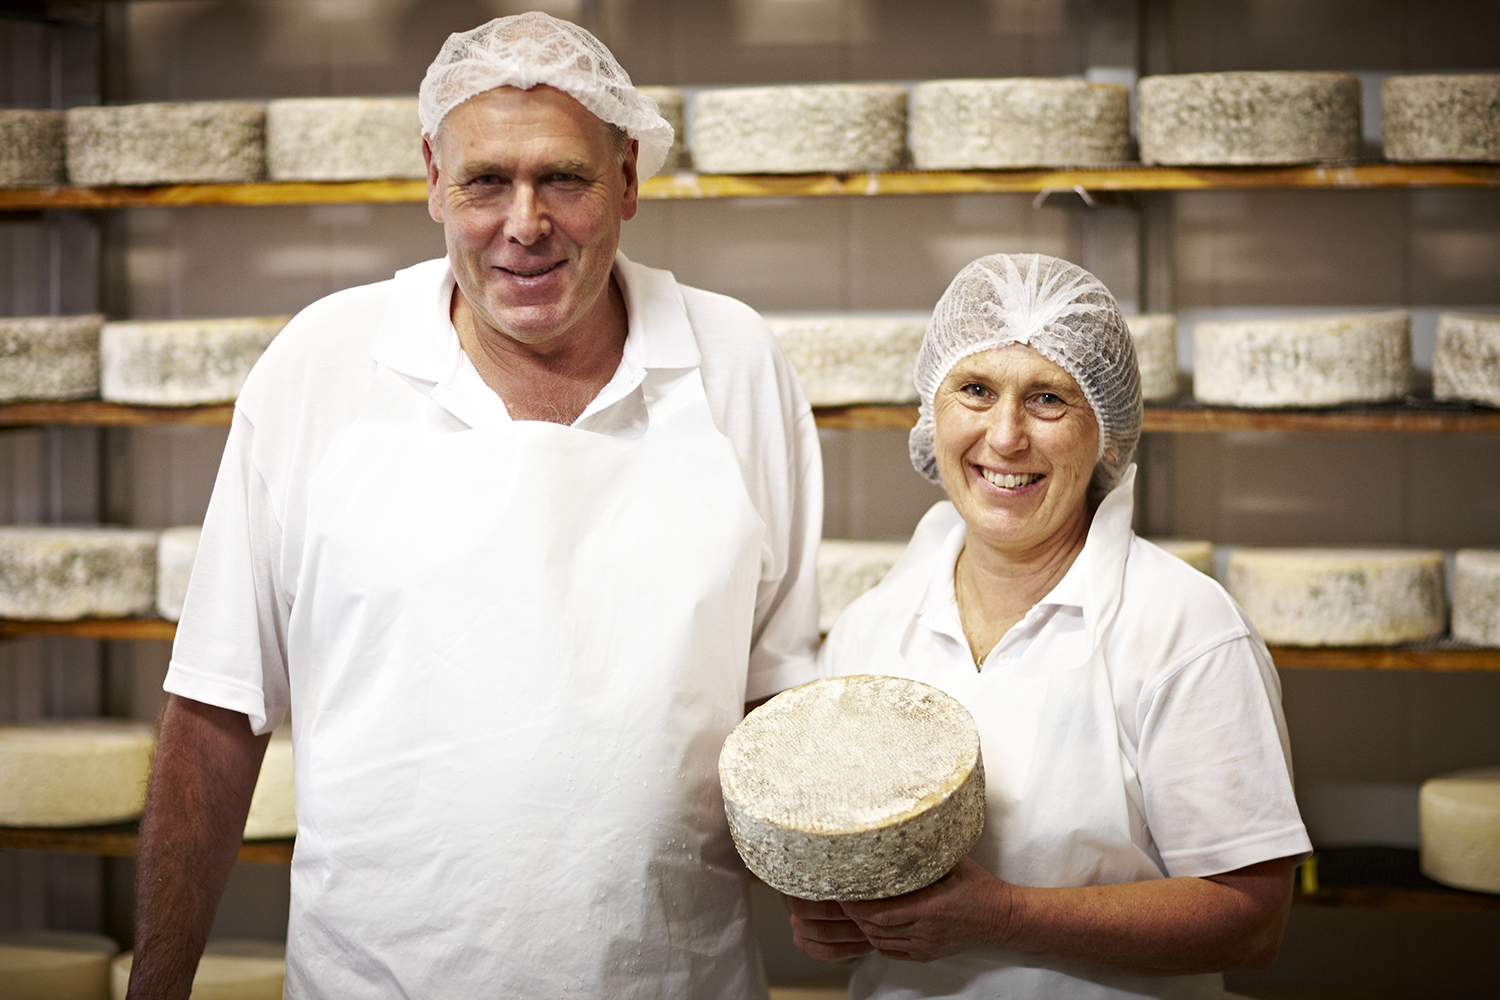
[786,896,875,962]
[839,857,1017,963]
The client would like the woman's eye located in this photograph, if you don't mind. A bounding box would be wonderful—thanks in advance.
[962,383,989,398]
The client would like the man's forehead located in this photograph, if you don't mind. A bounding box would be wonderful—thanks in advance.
[443,83,601,135]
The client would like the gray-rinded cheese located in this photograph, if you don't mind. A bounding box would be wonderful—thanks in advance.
[266,97,424,181]
[720,674,984,901]
[111,941,284,1000]
[1382,75,1500,163]
[1147,539,1214,577]
[817,540,908,634]
[0,526,157,620]
[1420,766,1500,894]
[1192,311,1411,408]
[1433,312,1500,407]
[1226,548,1446,646]
[0,315,103,403]
[1453,549,1500,647]
[100,316,288,406]
[1138,72,1361,165]
[690,85,907,174]
[243,729,295,840]
[66,102,265,186]
[1127,314,1179,401]
[0,721,154,827]
[0,930,117,1000]
[909,78,1130,169]
[0,109,67,186]
[765,313,927,406]
[155,525,201,622]
[638,86,688,171]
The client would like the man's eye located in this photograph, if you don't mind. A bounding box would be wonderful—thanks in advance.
[1036,392,1062,405]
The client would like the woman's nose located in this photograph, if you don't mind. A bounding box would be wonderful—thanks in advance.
[985,402,1029,455]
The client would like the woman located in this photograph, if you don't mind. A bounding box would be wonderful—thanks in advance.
[793,254,1311,999]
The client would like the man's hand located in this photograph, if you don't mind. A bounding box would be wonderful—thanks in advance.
[839,857,1015,962]
[785,896,873,962]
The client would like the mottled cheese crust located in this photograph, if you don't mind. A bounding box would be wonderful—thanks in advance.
[638,86,688,171]
[1452,550,1500,647]
[1433,312,1500,407]
[1382,75,1500,163]
[1420,766,1500,894]
[266,97,424,181]
[817,540,908,634]
[0,930,117,1000]
[909,78,1130,169]
[0,526,158,621]
[1127,314,1179,401]
[765,313,927,406]
[690,85,907,174]
[100,316,288,406]
[0,315,102,403]
[0,721,154,827]
[0,109,66,186]
[244,731,295,840]
[65,102,265,185]
[155,525,202,623]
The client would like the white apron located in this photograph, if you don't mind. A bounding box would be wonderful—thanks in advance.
[280,346,769,997]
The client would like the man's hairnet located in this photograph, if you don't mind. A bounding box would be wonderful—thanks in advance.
[418,12,675,179]
[909,253,1143,495]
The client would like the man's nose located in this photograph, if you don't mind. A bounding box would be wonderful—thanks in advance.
[505,186,549,245]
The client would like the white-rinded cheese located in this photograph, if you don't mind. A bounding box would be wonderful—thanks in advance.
[0,526,158,620]
[1452,549,1500,647]
[817,540,908,634]
[720,674,985,901]
[1382,75,1500,163]
[1433,312,1500,407]
[1138,72,1361,165]
[690,85,907,174]
[1147,539,1214,577]
[265,97,424,181]
[1192,311,1411,408]
[65,102,265,186]
[1126,314,1179,401]
[1420,766,1500,894]
[244,729,295,840]
[0,721,154,827]
[909,78,1130,169]
[155,525,201,623]
[765,313,927,406]
[638,86,688,171]
[0,931,117,1000]
[0,109,67,186]
[0,315,103,403]
[1226,548,1446,646]
[111,941,284,1000]
[100,316,289,406]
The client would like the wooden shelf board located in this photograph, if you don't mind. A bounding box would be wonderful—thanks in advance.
[1269,644,1500,672]
[0,823,293,864]
[0,618,177,641]
[1294,847,1500,914]
[0,400,234,427]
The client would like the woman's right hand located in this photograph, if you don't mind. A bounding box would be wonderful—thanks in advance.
[785,895,876,962]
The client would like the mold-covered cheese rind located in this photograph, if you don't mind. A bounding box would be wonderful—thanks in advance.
[100,316,289,406]
[1433,312,1500,407]
[0,315,103,403]
[817,540,908,634]
[155,525,202,623]
[1452,549,1500,647]
[690,85,907,174]
[65,102,265,185]
[1382,75,1500,163]
[1127,314,1179,402]
[766,313,927,406]
[0,721,155,827]
[909,78,1130,169]
[0,109,67,186]
[0,526,158,621]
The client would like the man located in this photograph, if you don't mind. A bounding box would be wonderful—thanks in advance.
[126,13,821,999]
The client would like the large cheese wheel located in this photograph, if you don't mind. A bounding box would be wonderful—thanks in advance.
[111,941,284,1000]
[765,313,926,406]
[0,721,154,827]
[1452,549,1500,647]
[66,102,265,186]
[690,85,906,174]
[1433,312,1500,407]
[1226,548,1446,646]
[1192,311,1411,408]
[0,931,117,1000]
[1419,766,1500,894]
[1147,539,1214,577]
[638,86,688,171]
[243,730,295,840]
[817,540,908,634]
[1126,314,1179,401]
[0,315,103,403]
[0,109,67,186]
[909,78,1130,169]
[0,526,158,620]
[266,97,423,181]
[1138,72,1360,165]
[100,316,288,406]
[1382,75,1500,163]
[720,674,984,901]
[155,525,202,623]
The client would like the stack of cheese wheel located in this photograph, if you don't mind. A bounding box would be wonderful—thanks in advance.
[720,674,984,900]
[817,540,908,634]
[638,86,688,171]
[909,78,1130,169]
[111,940,284,1000]
[1452,550,1500,647]
[0,526,158,620]
[1148,539,1214,577]
[0,109,66,186]
[100,316,288,406]
[1126,314,1179,401]
[0,315,103,403]
[266,97,424,181]
[1382,75,1500,163]
[1137,72,1360,165]
[1192,311,1411,408]
[765,313,927,406]
[0,721,155,827]
[1433,312,1500,407]
[1226,548,1446,646]
[1420,767,1500,894]
[155,525,202,622]
[0,930,117,1000]
[244,728,295,840]
[65,102,265,185]
[690,84,907,174]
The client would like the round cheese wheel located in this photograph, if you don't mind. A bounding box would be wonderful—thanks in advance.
[1433,312,1500,407]
[817,540,908,634]
[1147,539,1214,577]
[0,931,117,1000]
[111,941,284,1000]
[0,721,154,827]
[265,97,423,181]
[1192,311,1411,408]
[0,315,103,404]
[638,86,688,171]
[1382,74,1500,163]
[720,674,984,901]
[0,109,66,186]
[1420,766,1500,894]
[155,525,202,623]
[1138,72,1361,165]
[244,730,295,840]
[65,102,265,186]
[1126,314,1179,402]
[1452,549,1500,647]
[765,313,927,406]
[1226,547,1446,646]
[909,78,1130,169]
[689,84,907,174]
[100,316,288,406]
[0,526,158,621]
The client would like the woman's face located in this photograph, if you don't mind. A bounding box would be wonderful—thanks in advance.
[933,344,1101,559]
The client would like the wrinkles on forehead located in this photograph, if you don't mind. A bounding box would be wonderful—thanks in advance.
[428,87,630,169]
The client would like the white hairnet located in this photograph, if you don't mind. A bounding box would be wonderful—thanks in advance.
[418,12,675,180]
[909,253,1142,497]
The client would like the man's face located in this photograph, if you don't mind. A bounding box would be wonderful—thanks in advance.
[425,85,639,354]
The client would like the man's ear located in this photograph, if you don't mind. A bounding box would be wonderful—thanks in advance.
[619,138,639,222]
[424,134,444,224]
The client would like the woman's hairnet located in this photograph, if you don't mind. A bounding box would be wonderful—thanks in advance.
[909,253,1143,496]
[418,12,675,179]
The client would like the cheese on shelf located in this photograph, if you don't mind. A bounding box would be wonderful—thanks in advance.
[690,84,907,174]
[155,526,202,623]
[1138,72,1361,165]
[1433,312,1500,408]
[244,729,295,840]
[0,721,154,827]
[1147,539,1214,577]
[0,109,66,186]
[1192,311,1411,408]
[817,540,908,634]
[1225,548,1446,646]
[65,102,265,186]
[720,674,985,901]
[265,97,424,181]
[638,86,688,171]
[1420,766,1500,894]
[1126,314,1179,401]
[1452,549,1500,647]
[0,526,158,621]
[765,313,927,406]
[1382,74,1500,163]
[0,931,117,1000]
[0,315,103,403]
[909,78,1130,169]
[100,316,289,406]
[111,941,284,1000]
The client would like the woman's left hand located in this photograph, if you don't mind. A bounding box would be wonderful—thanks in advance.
[837,857,1017,963]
